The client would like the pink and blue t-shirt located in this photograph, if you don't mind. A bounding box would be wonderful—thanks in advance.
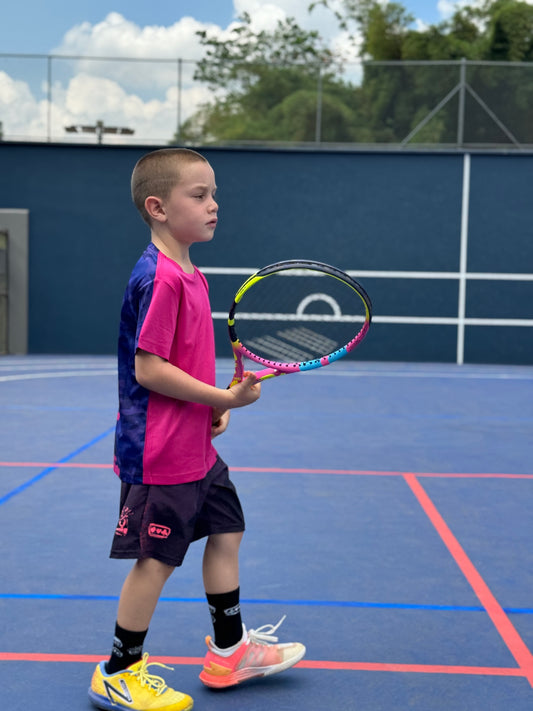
[114,242,218,485]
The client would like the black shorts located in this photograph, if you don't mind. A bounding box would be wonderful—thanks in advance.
[109,456,245,567]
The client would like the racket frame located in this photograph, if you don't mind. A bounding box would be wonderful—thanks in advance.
[227,260,372,386]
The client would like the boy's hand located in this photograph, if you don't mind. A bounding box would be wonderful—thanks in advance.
[226,371,261,408]
[211,408,230,438]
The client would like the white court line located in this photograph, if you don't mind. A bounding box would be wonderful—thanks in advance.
[1,361,531,383]
[0,370,116,382]
[0,361,116,371]
[307,369,533,380]
[215,362,533,381]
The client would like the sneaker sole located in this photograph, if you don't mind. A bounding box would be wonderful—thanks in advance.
[199,645,306,689]
[88,687,194,711]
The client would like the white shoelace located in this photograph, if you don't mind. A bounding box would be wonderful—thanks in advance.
[247,615,287,645]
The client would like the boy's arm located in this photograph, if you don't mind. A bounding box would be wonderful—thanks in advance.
[135,350,260,410]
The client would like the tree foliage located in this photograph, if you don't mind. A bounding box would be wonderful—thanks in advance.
[176,1,533,146]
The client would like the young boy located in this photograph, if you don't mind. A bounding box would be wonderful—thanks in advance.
[88,148,305,711]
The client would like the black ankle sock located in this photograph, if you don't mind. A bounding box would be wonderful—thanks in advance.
[105,623,148,674]
[206,587,243,649]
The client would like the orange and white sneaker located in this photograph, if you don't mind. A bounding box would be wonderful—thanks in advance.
[199,615,306,689]
[88,653,193,711]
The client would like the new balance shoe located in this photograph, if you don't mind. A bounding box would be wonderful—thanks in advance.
[88,653,193,711]
[199,615,305,689]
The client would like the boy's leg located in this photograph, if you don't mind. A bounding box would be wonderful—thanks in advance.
[203,532,244,649]
[118,557,175,632]
[106,557,174,673]
[203,531,242,593]
[89,558,193,711]
[200,532,306,689]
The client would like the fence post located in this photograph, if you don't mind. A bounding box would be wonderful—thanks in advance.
[176,58,182,142]
[47,55,52,142]
[457,57,466,148]
[315,64,323,144]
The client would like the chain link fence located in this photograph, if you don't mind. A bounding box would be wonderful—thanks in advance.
[0,230,7,355]
[0,54,532,149]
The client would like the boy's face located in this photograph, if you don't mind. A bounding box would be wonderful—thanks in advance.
[159,161,218,245]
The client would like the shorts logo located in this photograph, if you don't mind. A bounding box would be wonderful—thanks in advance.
[115,506,133,537]
[148,523,171,539]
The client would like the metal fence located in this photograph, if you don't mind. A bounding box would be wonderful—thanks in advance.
[0,54,532,148]
[0,231,7,355]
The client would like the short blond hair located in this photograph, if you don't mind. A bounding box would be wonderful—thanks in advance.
[131,148,208,225]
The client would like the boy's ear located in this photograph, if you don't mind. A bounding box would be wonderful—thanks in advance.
[145,195,166,222]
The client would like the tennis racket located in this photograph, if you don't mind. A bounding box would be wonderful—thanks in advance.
[227,259,372,387]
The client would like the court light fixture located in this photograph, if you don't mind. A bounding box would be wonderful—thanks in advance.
[64,119,134,144]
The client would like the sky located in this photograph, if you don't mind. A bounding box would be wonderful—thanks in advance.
[0,1,453,54]
[0,0,483,142]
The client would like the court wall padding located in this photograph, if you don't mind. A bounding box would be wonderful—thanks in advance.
[0,143,531,364]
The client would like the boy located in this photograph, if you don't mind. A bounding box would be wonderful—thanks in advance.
[88,148,305,711]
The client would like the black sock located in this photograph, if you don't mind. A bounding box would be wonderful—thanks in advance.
[105,622,148,674]
[206,587,243,649]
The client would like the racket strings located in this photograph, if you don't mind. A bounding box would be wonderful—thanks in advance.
[246,335,315,363]
[279,326,339,353]
[233,268,369,367]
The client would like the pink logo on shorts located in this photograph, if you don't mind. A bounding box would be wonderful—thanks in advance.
[115,506,133,537]
[148,523,171,539]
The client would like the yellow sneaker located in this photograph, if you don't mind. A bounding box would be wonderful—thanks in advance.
[88,653,193,711]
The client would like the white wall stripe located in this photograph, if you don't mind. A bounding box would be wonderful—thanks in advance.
[212,313,533,327]
[457,153,471,364]
[201,267,533,282]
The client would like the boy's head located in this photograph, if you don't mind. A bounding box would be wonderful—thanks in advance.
[131,148,209,226]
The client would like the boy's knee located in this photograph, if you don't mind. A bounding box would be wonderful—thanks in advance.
[137,557,175,580]
[207,531,243,552]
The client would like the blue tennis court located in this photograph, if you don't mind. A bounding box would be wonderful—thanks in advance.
[1,355,532,710]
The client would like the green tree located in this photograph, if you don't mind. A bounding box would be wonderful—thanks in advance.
[176,13,350,144]
[485,0,533,60]
[311,0,533,144]
[176,1,533,146]
[311,0,533,61]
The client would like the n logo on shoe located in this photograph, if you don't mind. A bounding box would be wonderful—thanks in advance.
[104,678,133,704]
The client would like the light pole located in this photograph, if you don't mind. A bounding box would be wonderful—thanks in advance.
[65,120,134,144]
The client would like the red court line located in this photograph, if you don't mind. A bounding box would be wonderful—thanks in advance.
[0,462,531,479]
[0,653,526,680]
[404,473,533,689]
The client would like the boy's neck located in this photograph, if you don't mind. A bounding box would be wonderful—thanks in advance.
[151,234,194,274]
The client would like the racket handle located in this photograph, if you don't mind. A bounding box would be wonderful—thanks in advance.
[230,348,245,387]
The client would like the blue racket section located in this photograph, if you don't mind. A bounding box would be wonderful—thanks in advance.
[0,356,532,710]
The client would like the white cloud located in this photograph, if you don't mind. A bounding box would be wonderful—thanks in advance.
[59,73,212,142]
[235,0,350,40]
[56,12,211,60]
[0,71,48,139]
[234,2,286,30]
[415,19,430,32]
[437,0,458,18]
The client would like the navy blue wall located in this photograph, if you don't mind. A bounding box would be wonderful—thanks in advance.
[0,142,531,364]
